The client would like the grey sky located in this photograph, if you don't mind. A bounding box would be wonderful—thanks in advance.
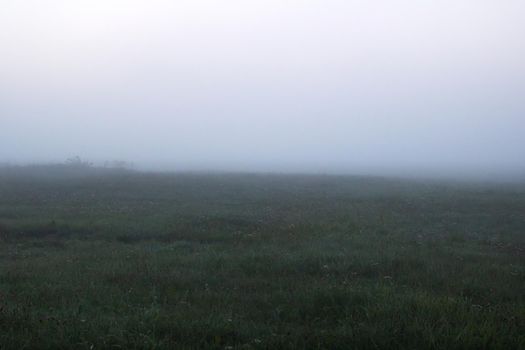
[1,0,524,176]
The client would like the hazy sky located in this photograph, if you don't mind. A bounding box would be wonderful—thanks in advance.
[1,0,524,176]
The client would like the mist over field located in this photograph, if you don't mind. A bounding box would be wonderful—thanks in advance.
[1,0,524,177]
[2,3,525,348]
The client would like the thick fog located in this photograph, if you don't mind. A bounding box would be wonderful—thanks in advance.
[1,0,524,178]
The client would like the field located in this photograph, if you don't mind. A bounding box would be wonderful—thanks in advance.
[0,166,524,349]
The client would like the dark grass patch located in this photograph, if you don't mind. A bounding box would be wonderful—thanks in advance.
[1,221,95,242]
[116,215,264,244]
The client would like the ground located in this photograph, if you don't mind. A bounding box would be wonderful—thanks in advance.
[0,167,524,349]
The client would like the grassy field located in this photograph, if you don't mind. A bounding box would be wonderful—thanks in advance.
[0,166,524,349]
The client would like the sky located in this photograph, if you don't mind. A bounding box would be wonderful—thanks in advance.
[1,0,524,177]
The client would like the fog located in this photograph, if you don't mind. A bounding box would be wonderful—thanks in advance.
[1,0,524,178]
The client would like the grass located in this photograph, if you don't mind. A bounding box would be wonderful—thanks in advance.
[0,166,524,349]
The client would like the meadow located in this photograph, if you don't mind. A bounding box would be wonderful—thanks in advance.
[0,166,524,349]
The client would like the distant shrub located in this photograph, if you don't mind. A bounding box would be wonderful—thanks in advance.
[65,156,92,168]
[104,160,134,170]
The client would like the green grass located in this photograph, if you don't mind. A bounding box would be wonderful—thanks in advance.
[0,166,524,349]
